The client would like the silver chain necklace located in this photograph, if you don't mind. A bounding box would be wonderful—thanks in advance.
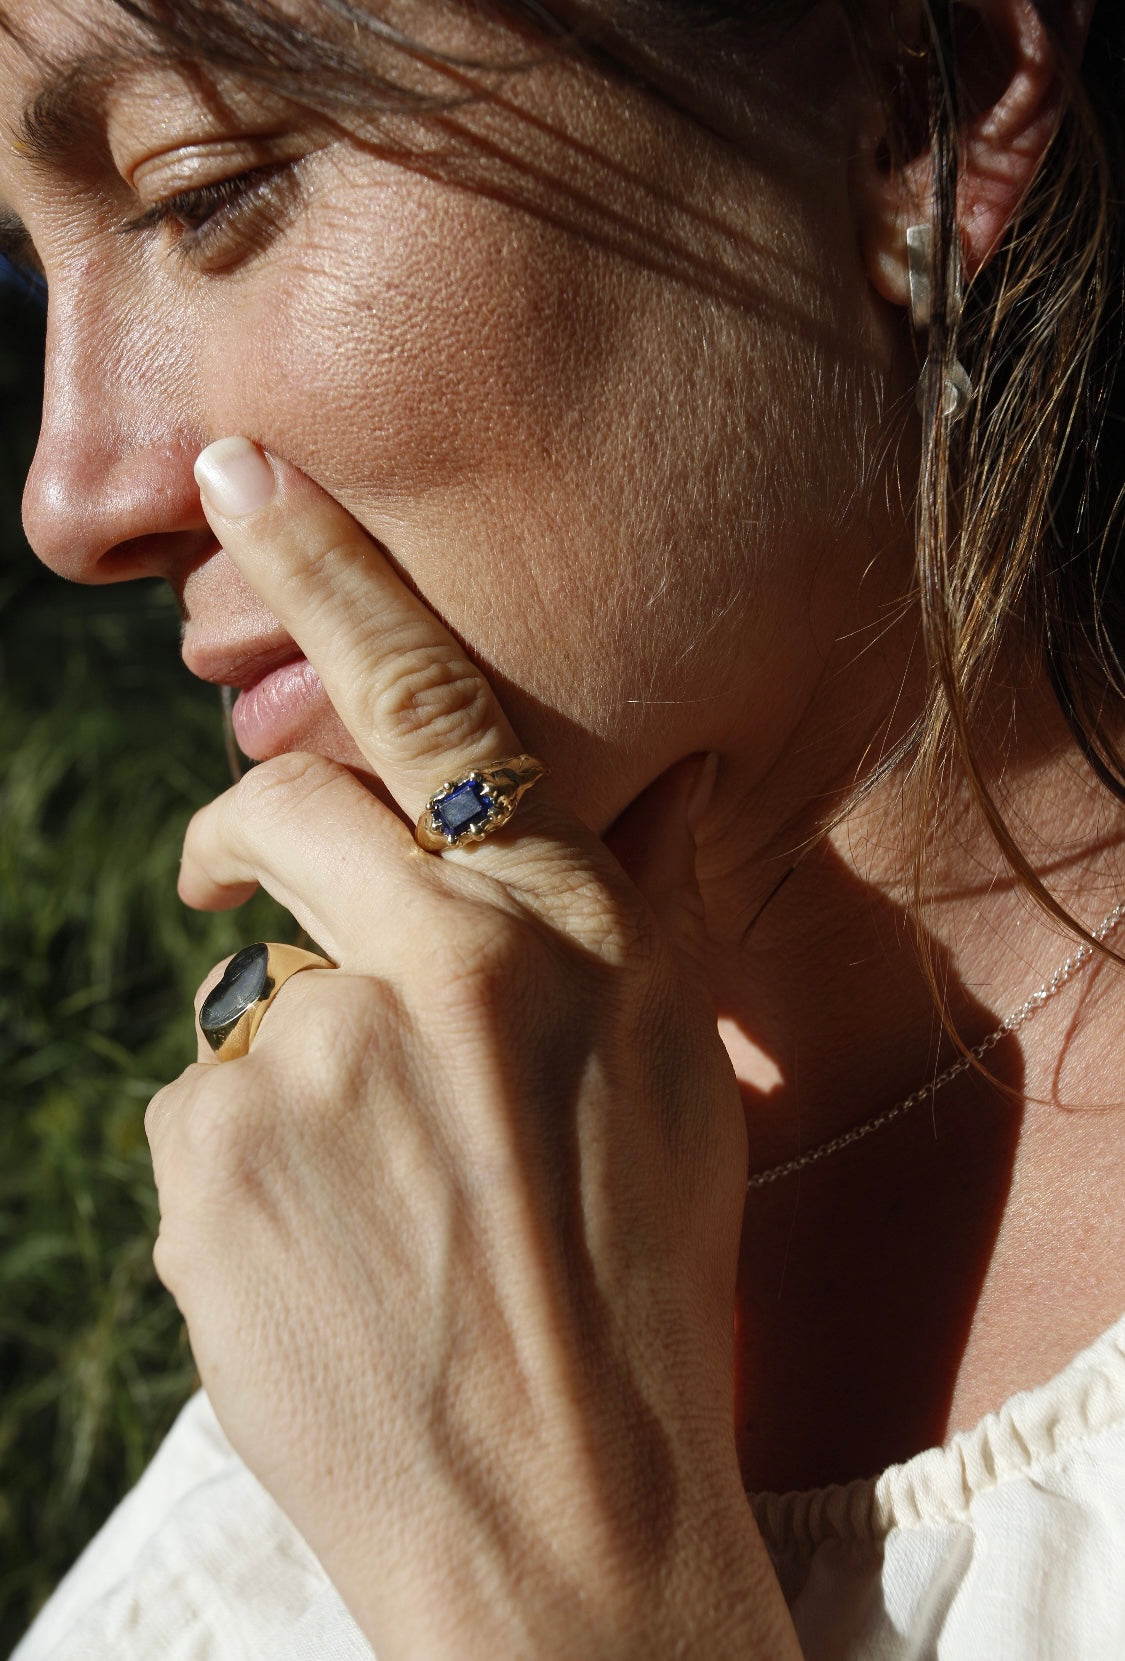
[746,901,1125,1190]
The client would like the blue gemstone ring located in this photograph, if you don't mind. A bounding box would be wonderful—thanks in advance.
[414,754,549,852]
[198,942,336,1061]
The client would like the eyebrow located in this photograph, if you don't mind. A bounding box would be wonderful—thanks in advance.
[0,50,128,266]
[1,47,155,295]
[14,51,120,168]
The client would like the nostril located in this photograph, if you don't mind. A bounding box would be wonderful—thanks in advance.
[95,531,220,587]
[21,437,215,587]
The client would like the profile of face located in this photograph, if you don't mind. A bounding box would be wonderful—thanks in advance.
[0,0,914,836]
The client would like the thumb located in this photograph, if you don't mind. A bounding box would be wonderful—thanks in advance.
[603,752,718,969]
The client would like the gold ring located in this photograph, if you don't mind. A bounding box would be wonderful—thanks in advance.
[198,942,335,1062]
[414,754,549,851]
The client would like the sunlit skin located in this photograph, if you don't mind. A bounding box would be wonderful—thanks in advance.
[3,1,1125,1640]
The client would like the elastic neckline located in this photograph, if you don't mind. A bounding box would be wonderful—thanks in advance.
[750,1312,1125,1555]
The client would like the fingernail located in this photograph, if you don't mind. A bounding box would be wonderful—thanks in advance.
[686,751,719,833]
[194,437,277,517]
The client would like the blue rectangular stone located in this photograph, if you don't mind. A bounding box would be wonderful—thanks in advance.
[436,780,487,835]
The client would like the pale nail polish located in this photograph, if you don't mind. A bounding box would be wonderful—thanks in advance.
[194,437,277,517]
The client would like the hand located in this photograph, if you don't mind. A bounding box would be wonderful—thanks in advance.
[145,439,799,1660]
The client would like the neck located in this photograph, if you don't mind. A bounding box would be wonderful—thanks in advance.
[697,683,1125,1491]
[695,680,1125,1172]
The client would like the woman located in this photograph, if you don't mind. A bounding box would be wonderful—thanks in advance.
[3,0,1124,1654]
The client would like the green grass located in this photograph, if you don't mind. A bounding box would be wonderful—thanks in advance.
[0,284,294,1649]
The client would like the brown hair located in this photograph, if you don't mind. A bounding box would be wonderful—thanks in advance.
[14,0,1125,940]
[914,1,1125,949]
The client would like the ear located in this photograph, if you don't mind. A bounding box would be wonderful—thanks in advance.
[856,0,1095,309]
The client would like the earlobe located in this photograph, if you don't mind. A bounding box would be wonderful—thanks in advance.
[855,0,1092,307]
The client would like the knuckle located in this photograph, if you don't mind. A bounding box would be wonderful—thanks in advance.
[151,1230,171,1290]
[255,972,399,1129]
[178,1075,264,1179]
[234,750,343,821]
[143,977,399,1294]
[144,1081,175,1142]
[364,641,501,761]
[279,974,375,1081]
[145,1058,278,1198]
[151,1228,182,1297]
[144,1063,211,1145]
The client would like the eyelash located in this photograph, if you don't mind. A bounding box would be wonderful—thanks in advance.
[122,162,295,267]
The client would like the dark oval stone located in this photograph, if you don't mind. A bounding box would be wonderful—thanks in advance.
[199,943,274,1052]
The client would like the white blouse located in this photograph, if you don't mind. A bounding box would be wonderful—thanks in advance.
[14,1313,1125,1660]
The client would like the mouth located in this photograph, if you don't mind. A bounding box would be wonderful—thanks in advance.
[181,636,326,759]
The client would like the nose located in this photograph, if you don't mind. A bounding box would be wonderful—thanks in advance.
[21,292,213,586]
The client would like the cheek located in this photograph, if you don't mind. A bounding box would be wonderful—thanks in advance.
[201,168,615,503]
[186,154,869,826]
[191,169,682,789]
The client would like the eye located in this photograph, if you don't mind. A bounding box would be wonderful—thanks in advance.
[122,162,299,271]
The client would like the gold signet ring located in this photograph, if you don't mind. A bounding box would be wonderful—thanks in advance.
[198,942,336,1062]
[414,754,548,851]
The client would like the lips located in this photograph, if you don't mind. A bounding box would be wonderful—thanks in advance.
[229,657,328,757]
[181,635,326,759]
[181,635,306,692]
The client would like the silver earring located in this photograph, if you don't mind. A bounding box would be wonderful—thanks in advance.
[906,223,973,421]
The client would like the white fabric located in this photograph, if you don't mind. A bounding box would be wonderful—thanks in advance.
[14,1314,1125,1659]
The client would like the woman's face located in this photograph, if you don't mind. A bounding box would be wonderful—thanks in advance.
[0,0,909,834]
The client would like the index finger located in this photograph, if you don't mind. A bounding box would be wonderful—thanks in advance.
[194,437,522,825]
